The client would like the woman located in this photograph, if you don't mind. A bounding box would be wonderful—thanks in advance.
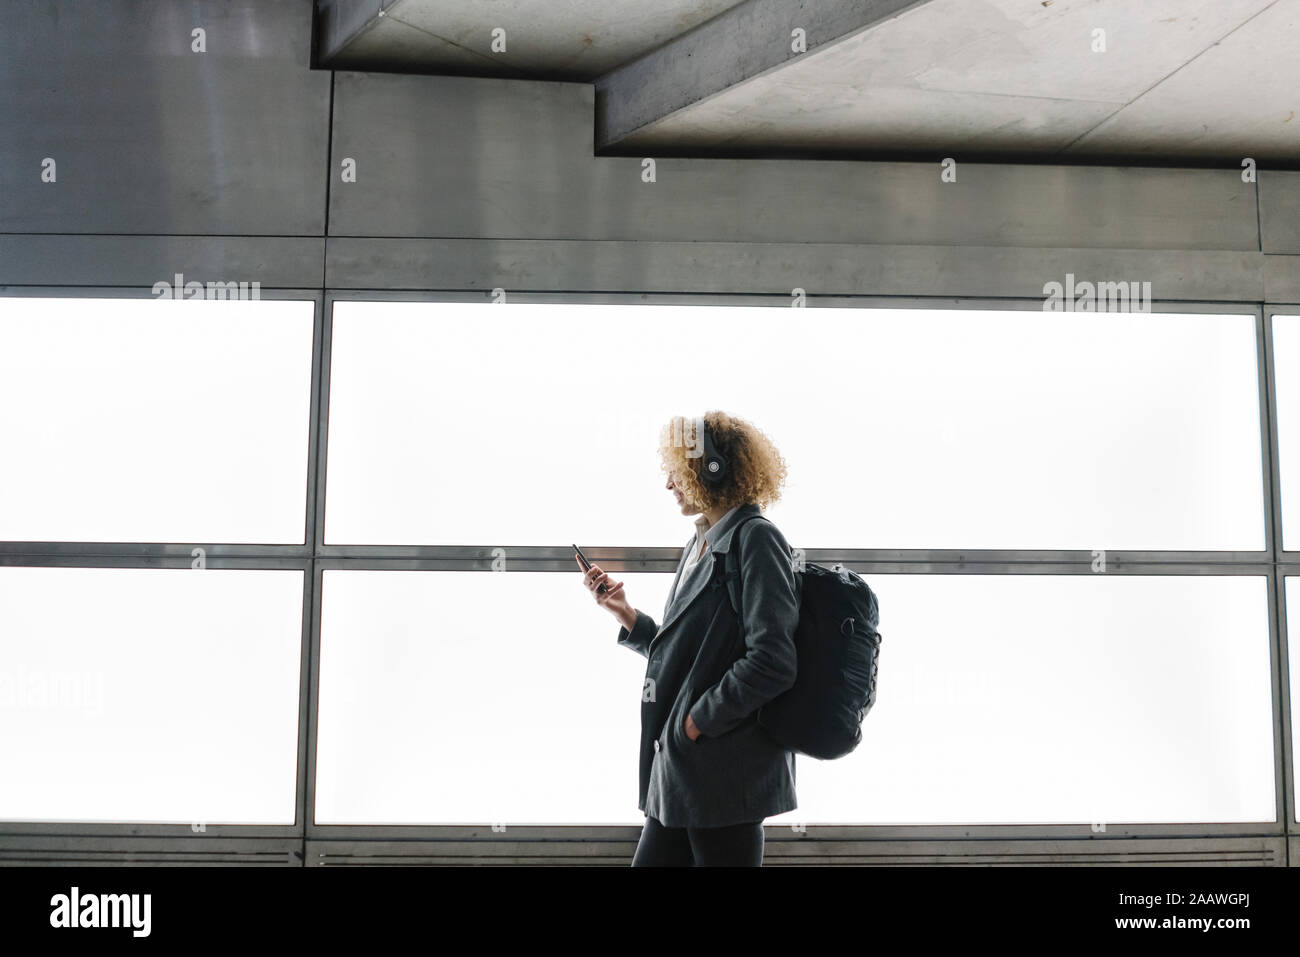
[578,411,800,866]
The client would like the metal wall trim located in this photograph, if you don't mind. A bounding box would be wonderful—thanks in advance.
[1269,305,1300,563]
[0,238,326,289]
[0,835,302,865]
[302,821,1286,843]
[308,555,1275,572]
[1277,567,1298,836]
[304,834,1285,866]
[323,238,1267,300]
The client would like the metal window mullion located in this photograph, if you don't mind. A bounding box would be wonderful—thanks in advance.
[1262,304,1298,835]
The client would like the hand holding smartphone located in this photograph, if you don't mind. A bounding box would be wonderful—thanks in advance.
[575,545,635,631]
[572,544,607,593]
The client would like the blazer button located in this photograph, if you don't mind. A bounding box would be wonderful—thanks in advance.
[653,740,660,753]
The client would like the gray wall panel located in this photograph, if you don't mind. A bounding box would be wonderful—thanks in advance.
[1266,255,1300,303]
[0,0,330,235]
[581,160,1261,250]
[325,237,1263,300]
[329,72,599,238]
[330,73,1258,250]
[1261,171,1300,255]
[0,235,324,288]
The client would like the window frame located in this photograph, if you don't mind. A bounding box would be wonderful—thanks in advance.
[0,287,1292,855]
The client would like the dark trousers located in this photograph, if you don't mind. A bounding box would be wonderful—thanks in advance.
[631,815,765,867]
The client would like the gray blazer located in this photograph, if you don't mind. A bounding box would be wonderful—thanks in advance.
[616,502,800,828]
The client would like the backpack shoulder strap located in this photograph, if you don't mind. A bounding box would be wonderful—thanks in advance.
[721,512,768,618]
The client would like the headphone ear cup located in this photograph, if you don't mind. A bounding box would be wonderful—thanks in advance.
[700,418,727,484]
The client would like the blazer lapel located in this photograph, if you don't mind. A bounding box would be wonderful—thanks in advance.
[647,504,763,657]
[653,551,715,646]
[661,531,692,619]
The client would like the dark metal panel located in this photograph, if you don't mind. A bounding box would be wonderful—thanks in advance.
[0,0,330,235]
[329,73,1258,248]
[0,236,324,287]
[325,237,1264,299]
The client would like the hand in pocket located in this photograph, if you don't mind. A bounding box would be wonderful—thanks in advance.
[684,713,701,742]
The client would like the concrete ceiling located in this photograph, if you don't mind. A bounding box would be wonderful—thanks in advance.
[316,0,1300,166]
[315,0,751,76]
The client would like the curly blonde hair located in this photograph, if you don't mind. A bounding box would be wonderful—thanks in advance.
[657,411,788,512]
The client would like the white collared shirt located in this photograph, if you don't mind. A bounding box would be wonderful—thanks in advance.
[668,506,742,607]
[682,514,711,573]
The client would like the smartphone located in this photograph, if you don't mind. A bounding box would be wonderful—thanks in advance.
[573,544,608,593]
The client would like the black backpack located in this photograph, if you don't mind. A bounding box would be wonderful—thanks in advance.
[723,515,882,760]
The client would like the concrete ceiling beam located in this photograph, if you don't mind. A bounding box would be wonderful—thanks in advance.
[595,0,936,151]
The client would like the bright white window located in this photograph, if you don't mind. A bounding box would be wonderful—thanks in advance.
[0,567,304,824]
[325,302,1262,550]
[0,297,314,543]
[315,569,674,824]
[787,573,1274,825]
[315,569,1274,826]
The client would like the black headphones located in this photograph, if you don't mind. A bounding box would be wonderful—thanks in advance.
[698,417,728,485]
